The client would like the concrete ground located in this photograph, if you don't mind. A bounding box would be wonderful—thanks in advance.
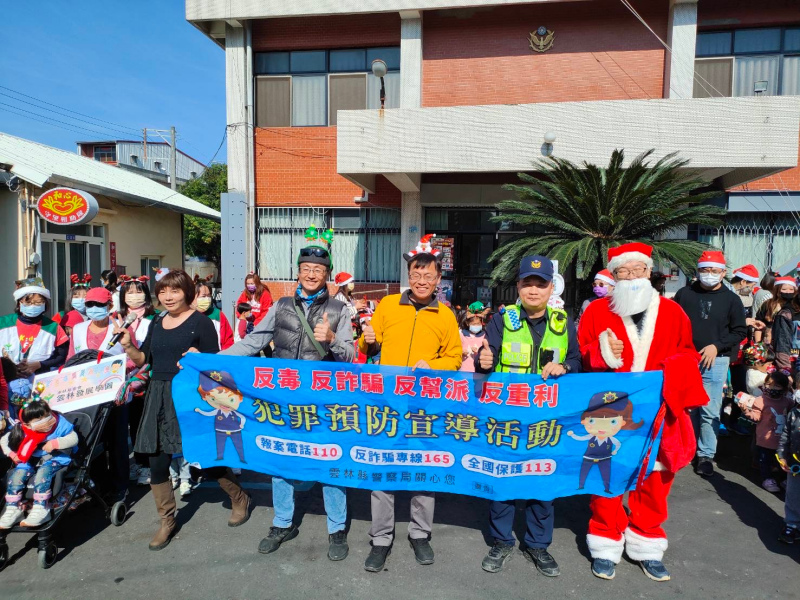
[1,434,797,600]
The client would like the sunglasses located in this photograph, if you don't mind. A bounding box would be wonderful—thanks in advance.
[300,247,330,259]
[85,301,108,308]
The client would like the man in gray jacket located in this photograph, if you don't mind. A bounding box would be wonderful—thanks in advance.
[220,238,354,561]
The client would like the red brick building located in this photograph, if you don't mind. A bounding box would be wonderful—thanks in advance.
[187,0,800,309]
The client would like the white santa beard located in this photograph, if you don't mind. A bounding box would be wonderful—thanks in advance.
[609,278,656,317]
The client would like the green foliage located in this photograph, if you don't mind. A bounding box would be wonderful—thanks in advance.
[489,149,726,285]
[180,163,226,269]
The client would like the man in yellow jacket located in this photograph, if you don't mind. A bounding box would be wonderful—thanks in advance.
[359,235,462,572]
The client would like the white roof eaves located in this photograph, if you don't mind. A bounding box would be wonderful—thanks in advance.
[0,132,221,222]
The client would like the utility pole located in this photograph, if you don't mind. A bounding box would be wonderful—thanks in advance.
[169,126,177,191]
[143,128,147,161]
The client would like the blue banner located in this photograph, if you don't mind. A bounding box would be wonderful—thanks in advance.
[173,354,664,501]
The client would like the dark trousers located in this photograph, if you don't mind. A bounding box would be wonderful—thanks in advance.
[215,430,245,462]
[579,458,612,492]
[102,404,130,494]
[489,499,554,549]
[127,394,147,467]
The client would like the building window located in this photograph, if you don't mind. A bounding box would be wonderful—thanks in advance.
[141,257,161,293]
[254,47,401,127]
[694,27,800,98]
[93,146,116,163]
[255,207,401,282]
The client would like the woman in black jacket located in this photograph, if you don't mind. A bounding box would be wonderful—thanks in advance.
[113,269,250,550]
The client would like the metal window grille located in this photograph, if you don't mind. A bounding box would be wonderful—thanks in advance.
[255,207,401,282]
[689,213,800,274]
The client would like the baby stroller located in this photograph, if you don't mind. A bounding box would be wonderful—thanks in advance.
[0,350,129,570]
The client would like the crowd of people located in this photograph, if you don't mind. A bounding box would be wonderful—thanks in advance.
[0,231,799,582]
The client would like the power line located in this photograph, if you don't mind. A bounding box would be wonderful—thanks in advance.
[0,100,120,139]
[0,84,142,136]
[0,104,107,138]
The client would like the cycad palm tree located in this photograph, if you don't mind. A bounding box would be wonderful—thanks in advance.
[489,149,726,286]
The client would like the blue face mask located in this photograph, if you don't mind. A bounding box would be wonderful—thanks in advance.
[19,304,45,318]
[71,298,86,313]
[86,306,109,321]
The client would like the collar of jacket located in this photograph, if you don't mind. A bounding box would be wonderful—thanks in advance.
[399,289,439,310]
[294,286,330,307]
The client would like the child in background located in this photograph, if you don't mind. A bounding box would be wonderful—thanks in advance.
[745,343,775,396]
[235,302,255,343]
[777,387,800,543]
[0,400,78,528]
[736,371,792,492]
[459,302,489,372]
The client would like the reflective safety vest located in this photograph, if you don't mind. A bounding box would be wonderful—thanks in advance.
[496,305,569,374]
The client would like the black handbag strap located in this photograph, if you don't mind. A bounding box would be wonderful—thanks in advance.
[293,303,327,359]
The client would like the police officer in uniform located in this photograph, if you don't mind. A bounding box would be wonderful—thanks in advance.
[476,255,582,577]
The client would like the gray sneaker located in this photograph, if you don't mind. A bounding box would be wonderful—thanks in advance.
[481,541,514,573]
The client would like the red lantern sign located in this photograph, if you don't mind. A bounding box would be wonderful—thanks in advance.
[36,187,99,226]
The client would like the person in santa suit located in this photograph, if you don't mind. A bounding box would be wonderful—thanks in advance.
[577,242,709,583]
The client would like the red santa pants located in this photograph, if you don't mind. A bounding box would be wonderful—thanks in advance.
[586,469,674,563]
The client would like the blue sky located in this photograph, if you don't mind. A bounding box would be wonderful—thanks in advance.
[1,1,226,165]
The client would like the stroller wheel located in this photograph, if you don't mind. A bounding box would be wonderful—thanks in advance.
[111,501,127,527]
[38,541,58,569]
[0,543,8,571]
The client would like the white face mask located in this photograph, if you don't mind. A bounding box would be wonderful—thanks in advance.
[469,324,483,334]
[698,273,723,288]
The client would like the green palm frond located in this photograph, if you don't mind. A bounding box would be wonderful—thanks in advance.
[489,149,725,285]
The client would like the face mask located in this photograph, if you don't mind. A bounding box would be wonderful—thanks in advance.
[468,324,483,334]
[20,304,45,318]
[246,284,256,293]
[347,283,355,292]
[781,292,796,301]
[29,415,56,432]
[196,298,212,312]
[698,273,723,288]
[126,292,146,309]
[738,286,752,297]
[71,298,86,313]
[593,286,609,298]
[86,306,109,321]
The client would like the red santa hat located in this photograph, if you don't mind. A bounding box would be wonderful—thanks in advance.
[775,276,797,289]
[594,269,616,287]
[403,233,441,262]
[334,272,354,287]
[732,264,759,283]
[697,250,726,270]
[607,243,653,273]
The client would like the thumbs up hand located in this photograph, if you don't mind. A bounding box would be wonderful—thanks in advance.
[362,320,376,345]
[314,313,335,343]
[478,337,494,371]
[606,328,624,359]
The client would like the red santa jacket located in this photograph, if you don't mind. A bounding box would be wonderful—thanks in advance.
[578,290,709,472]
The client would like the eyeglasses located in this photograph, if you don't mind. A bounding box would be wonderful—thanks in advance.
[409,273,438,283]
[85,301,108,308]
[21,300,45,306]
[614,266,648,279]
[299,266,327,276]
[698,267,725,275]
[299,247,330,259]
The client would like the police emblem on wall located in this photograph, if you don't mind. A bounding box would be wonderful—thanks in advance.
[529,26,555,53]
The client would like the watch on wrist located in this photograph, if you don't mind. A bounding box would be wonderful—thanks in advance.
[562,363,572,373]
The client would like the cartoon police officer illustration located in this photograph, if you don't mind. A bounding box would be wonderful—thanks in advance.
[567,391,643,494]
[195,370,247,463]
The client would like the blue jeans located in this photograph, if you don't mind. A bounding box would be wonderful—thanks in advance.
[693,356,730,460]
[5,461,66,506]
[271,477,346,534]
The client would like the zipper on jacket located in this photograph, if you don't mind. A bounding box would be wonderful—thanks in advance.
[405,305,434,367]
